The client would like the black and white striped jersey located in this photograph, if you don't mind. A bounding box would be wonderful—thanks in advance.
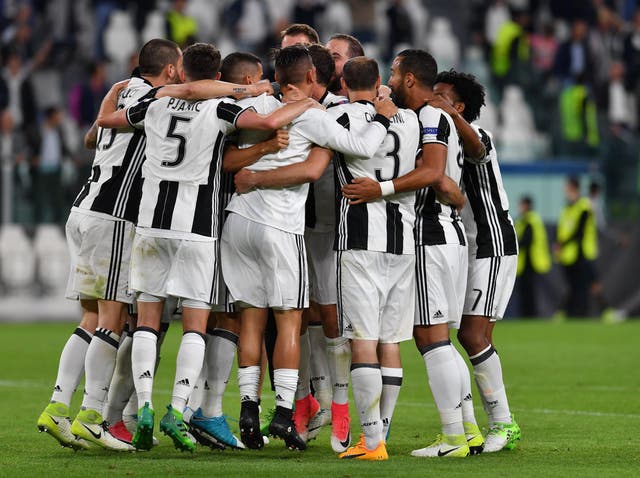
[72,76,152,223]
[331,101,419,255]
[460,125,518,258]
[126,95,245,239]
[414,104,466,247]
[305,91,348,233]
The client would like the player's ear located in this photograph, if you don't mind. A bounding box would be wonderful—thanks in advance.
[375,76,381,90]
[455,102,465,115]
[215,72,221,80]
[340,76,347,91]
[308,67,316,84]
[405,72,415,88]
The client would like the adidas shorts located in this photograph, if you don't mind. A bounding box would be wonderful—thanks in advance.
[337,249,415,344]
[129,232,218,305]
[464,255,517,321]
[211,264,236,313]
[220,213,308,310]
[65,210,135,304]
[305,229,337,305]
[415,243,468,329]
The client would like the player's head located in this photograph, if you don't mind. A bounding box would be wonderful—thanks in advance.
[280,23,319,48]
[388,49,438,109]
[519,195,533,214]
[138,38,182,84]
[327,34,364,92]
[342,57,380,93]
[308,44,334,88]
[182,42,222,82]
[220,52,263,85]
[565,176,581,202]
[433,69,486,123]
[274,45,315,94]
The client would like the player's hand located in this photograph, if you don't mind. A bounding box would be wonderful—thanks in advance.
[234,168,258,193]
[342,177,382,204]
[255,79,274,96]
[377,85,392,99]
[285,84,307,102]
[263,129,289,153]
[373,96,398,119]
[107,79,129,104]
[427,95,458,117]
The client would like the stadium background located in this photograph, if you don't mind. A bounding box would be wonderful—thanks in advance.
[0,0,639,320]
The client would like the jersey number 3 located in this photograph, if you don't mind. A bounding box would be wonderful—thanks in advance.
[375,130,400,181]
[162,115,192,167]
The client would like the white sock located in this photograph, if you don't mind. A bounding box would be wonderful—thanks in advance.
[274,368,298,409]
[326,336,351,404]
[123,391,137,418]
[422,341,464,436]
[471,345,512,425]
[81,328,120,414]
[188,362,207,415]
[380,366,402,440]
[451,344,478,427]
[170,332,206,412]
[104,331,134,423]
[309,325,332,408]
[200,328,238,417]
[238,365,261,403]
[295,331,311,400]
[132,328,158,409]
[351,364,383,450]
[51,327,92,406]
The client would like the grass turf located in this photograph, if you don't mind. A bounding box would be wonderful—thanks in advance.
[1,320,639,477]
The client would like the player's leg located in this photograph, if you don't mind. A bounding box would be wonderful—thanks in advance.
[293,309,320,441]
[308,305,332,409]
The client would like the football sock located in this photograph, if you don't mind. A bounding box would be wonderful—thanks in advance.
[309,324,332,408]
[274,368,298,409]
[326,336,351,405]
[132,327,158,409]
[51,327,92,407]
[81,327,120,413]
[420,341,464,436]
[200,328,238,417]
[470,345,512,425]
[295,331,311,400]
[104,330,134,423]
[238,365,261,403]
[170,331,206,412]
[351,363,383,450]
[451,344,478,426]
[380,366,403,439]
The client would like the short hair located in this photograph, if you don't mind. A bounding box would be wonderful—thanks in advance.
[520,195,533,208]
[435,69,486,122]
[220,51,262,84]
[328,33,365,58]
[396,49,438,88]
[274,45,314,86]
[308,44,334,86]
[343,57,378,91]
[589,181,601,195]
[280,23,319,44]
[567,176,580,190]
[138,38,180,76]
[182,42,221,81]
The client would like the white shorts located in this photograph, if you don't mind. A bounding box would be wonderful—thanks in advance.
[464,255,517,320]
[65,210,135,304]
[211,263,236,313]
[337,249,415,344]
[415,243,468,329]
[129,233,218,304]
[221,213,308,310]
[305,229,337,305]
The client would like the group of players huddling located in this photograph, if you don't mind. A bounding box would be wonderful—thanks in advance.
[36,23,521,460]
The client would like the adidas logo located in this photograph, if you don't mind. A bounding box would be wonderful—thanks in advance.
[432,310,444,319]
[382,418,389,425]
[275,394,284,402]
[455,402,462,409]
[54,385,62,392]
[344,323,354,332]
[139,370,152,380]
[101,386,110,392]
[176,378,190,386]
[241,395,251,402]
[464,393,473,401]
[487,400,498,407]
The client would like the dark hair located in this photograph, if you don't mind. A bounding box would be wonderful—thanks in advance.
[44,106,59,119]
[138,38,180,76]
[280,23,319,44]
[520,195,533,208]
[182,42,221,81]
[220,51,262,84]
[567,176,580,189]
[589,181,601,195]
[343,57,378,91]
[435,69,486,122]
[274,45,313,86]
[328,33,365,58]
[308,44,334,86]
[396,49,438,88]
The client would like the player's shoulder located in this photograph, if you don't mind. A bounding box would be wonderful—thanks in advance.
[120,77,155,107]
[237,93,281,113]
[416,103,453,124]
[396,106,419,123]
[322,91,349,108]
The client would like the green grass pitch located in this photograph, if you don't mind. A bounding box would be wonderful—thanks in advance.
[1,320,639,477]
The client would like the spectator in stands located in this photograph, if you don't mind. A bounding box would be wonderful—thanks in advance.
[589,6,624,107]
[226,0,270,54]
[558,73,599,156]
[2,48,39,147]
[165,0,198,48]
[68,61,109,129]
[553,18,594,86]
[515,196,551,317]
[529,22,558,81]
[293,0,326,29]
[385,0,413,61]
[491,8,531,100]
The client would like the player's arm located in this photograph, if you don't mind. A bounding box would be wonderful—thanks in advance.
[234,147,332,193]
[84,122,98,150]
[223,129,289,173]
[235,97,320,130]
[156,79,273,101]
[94,79,130,128]
[435,175,466,211]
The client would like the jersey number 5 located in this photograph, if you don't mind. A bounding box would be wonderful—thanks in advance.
[375,130,400,181]
[162,115,192,167]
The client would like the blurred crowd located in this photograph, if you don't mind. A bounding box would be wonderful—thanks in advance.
[0,0,639,226]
